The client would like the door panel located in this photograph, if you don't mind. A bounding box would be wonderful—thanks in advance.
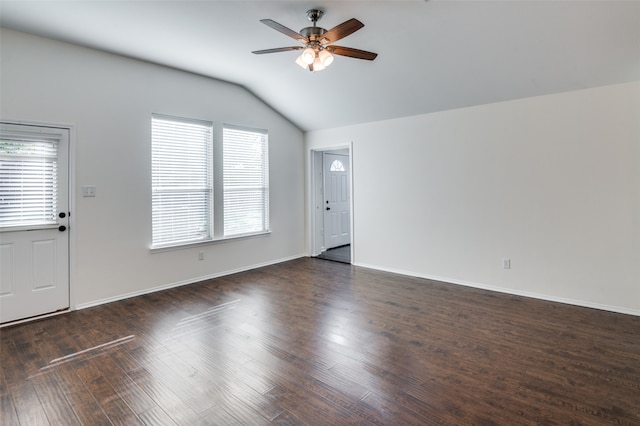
[0,242,15,296]
[1,230,68,321]
[32,237,58,289]
[323,153,350,249]
[0,123,69,323]
[340,211,349,234]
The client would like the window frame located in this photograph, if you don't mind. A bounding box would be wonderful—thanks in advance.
[151,114,214,249]
[0,130,61,231]
[222,124,270,239]
[150,115,270,251]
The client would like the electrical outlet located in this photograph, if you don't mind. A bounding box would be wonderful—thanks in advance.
[198,251,204,261]
[503,258,511,269]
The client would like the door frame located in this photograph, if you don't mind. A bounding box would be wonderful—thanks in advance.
[309,143,354,262]
[0,119,77,327]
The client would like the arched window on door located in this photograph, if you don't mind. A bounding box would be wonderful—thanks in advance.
[329,159,345,172]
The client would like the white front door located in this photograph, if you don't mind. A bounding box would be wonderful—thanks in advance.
[323,153,350,249]
[0,123,70,323]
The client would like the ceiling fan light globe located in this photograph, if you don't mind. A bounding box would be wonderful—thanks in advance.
[312,57,326,71]
[301,47,315,64]
[318,49,334,67]
[295,55,309,69]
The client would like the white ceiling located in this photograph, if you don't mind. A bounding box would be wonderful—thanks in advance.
[1,1,639,131]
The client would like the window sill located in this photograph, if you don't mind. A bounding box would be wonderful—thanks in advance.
[150,230,271,253]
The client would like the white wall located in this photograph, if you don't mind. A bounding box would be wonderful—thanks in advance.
[306,82,640,315]
[1,29,306,307]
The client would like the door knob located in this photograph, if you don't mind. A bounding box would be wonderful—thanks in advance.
[326,207,331,210]
[58,212,66,218]
[58,226,67,232]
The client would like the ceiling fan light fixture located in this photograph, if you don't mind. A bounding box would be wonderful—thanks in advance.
[253,10,377,71]
[318,49,334,67]
[301,47,315,64]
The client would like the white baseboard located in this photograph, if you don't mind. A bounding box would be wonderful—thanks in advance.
[76,253,307,311]
[353,261,640,317]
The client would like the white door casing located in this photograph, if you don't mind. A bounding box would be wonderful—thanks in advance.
[0,123,70,323]
[323,153,350,249]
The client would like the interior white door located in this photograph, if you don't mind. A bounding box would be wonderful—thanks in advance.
[0,123,70,323]
[323,153,350,250]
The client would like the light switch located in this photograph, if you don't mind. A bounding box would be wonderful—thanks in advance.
[82,186,96,197]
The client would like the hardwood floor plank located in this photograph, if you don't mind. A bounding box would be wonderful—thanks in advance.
[73,358,143,425]
[126,367,205,426]
[137,349,220,415]
[153,338,283,422]
[1,258,638,425]
[31,372,81,426]
[9,383,50,426]
[64,390,112,426]
[359,389,451,426]
[265,384,362,426]
[0,345,14,396]
[182,339,274,395]
[219,379,284,422]
[269,409,305,425]
[0,394,20,426]
[199,403,257,426]
[138,406,178,426]
[40,362,113,425]
[99,351,158,415]
[242,354,385,425]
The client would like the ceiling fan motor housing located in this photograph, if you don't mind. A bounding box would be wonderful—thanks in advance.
[300,26,327,42]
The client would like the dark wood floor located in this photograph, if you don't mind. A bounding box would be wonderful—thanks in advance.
[1,258,639,425]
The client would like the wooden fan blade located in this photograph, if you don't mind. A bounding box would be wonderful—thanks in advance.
[327,46,378,61]
[260,19,309,43]
[252,46,303,55]
[321,18,364,44]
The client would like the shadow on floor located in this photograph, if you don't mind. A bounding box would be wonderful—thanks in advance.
[314,245,351,264]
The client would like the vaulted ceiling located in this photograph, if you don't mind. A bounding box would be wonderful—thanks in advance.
[1,1,639,131]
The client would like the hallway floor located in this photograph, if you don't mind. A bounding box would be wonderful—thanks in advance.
[314,244,351,264]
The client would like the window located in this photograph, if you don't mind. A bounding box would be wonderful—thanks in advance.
[151,116,269,249]
[0,135,59,229]
[329,159,345,172]
[223,125,269,237]
[152,115,212,247]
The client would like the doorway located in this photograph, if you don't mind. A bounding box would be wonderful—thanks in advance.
[311,147,352,264]
[0,122,71,323]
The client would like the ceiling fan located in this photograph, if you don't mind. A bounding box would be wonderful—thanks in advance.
[252,9,378,72]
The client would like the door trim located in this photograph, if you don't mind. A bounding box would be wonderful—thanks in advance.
[309,143,354,262]
[0,119,77,327]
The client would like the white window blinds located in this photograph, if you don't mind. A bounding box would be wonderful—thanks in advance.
[152,115,212,247]
[0,135,59,228]
[223,126,269,237]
